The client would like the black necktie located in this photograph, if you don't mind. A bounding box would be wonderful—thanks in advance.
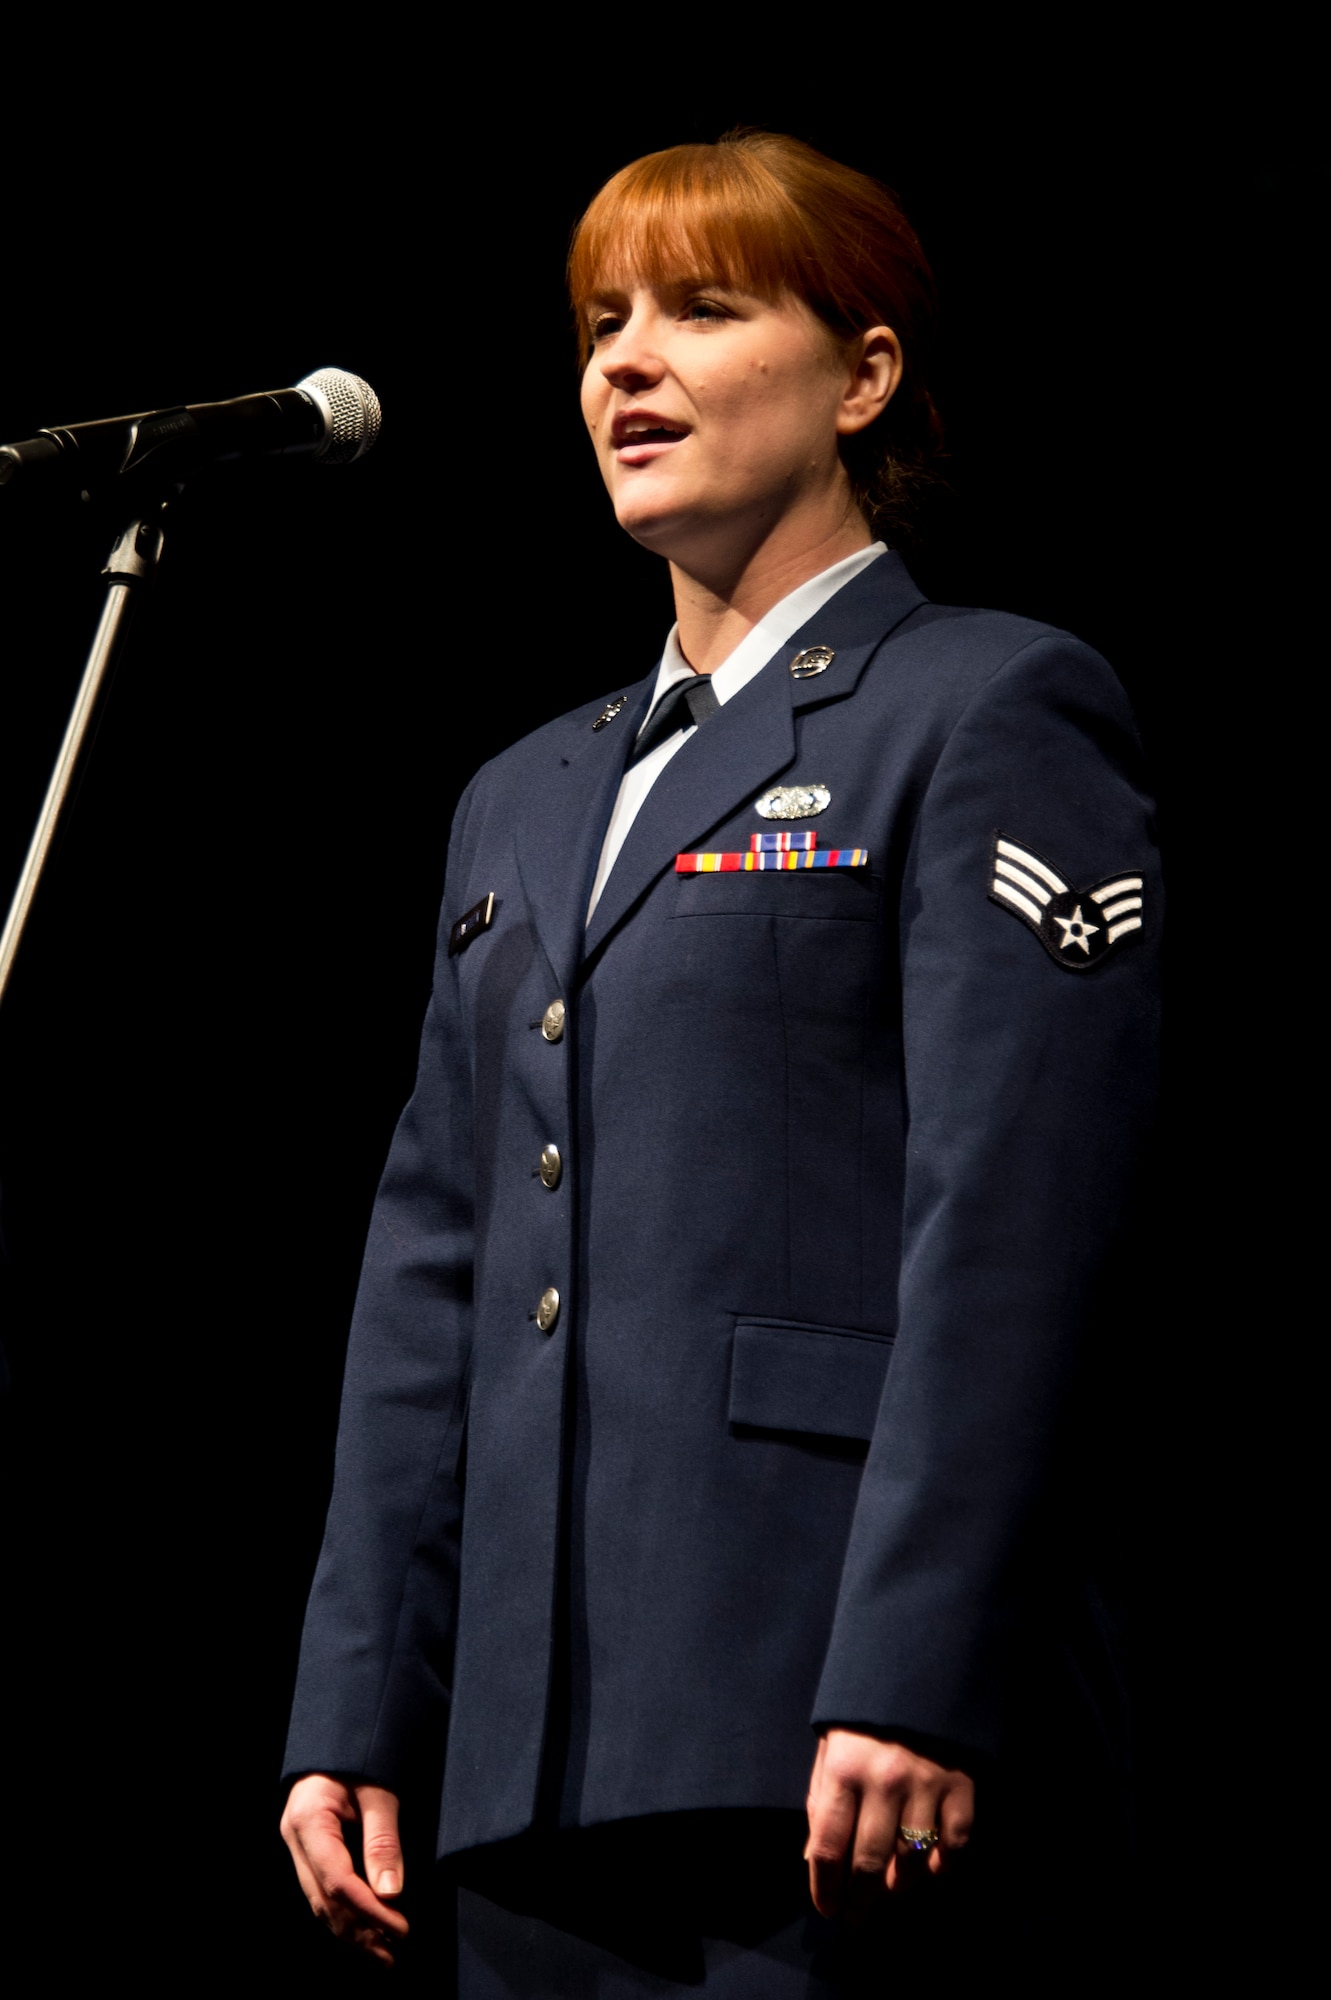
[628,674,720,766]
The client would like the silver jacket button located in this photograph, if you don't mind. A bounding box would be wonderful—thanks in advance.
[536,1287,560,1334]
[541,999,566,1043]
[539,1144,562,1190]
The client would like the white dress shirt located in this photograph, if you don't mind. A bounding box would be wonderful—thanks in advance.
[586,543,886,922]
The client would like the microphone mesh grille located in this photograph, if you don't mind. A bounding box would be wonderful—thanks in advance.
[297,368,383,464]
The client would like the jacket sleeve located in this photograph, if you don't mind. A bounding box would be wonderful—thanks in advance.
[812,632,1161,1760]
[282,779,480,1798]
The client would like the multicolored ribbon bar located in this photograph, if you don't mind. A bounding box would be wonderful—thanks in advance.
[749,831,817,852]
[675,849,869,873]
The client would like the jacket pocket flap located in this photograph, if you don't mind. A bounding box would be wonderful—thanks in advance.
[729,1318,895,1442]
[673,872,878,920]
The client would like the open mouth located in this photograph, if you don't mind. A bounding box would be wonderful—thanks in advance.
[612,414,690,457]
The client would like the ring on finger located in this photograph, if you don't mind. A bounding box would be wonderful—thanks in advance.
[898,1825,940,1853]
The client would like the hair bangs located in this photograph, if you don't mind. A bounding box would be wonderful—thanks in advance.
[569,145,812,363]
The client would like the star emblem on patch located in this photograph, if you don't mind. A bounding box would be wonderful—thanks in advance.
[989,833,1144,971]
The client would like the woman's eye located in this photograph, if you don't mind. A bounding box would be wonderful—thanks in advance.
[590,315,624,342]
[684,298,729,322]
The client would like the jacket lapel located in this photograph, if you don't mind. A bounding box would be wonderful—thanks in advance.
[513,674,655,993]
[786,550,926,715]
[582,553,927,962]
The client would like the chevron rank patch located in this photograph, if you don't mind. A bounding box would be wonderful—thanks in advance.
[989,834,1143,971]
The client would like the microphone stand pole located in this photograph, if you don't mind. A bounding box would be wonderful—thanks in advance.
[0,503,168,1012]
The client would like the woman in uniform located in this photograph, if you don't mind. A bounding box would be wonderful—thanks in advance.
[281,131,1160,1991]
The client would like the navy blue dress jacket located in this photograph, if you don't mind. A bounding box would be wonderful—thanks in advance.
[283,552,1161,1860]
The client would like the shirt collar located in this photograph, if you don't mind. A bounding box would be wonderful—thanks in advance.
[652,542,887,707]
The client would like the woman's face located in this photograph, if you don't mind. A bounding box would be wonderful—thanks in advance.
[579,276,871,572]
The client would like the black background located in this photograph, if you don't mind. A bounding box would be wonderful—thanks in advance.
[0,59,1306,1984]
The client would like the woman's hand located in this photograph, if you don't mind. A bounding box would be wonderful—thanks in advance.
[805,1729,974,1917]
[280,1772,409,1966]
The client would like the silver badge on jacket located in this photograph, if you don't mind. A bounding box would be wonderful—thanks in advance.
[755,783,831,821]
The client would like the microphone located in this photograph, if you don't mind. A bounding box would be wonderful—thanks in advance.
[0,368,382,493]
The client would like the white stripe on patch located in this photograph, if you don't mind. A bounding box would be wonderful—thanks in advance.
[1101,895,1142,922]
[996,839,1067,895]
[992,877,1044,925]
[995,858,1051,905]
[1107,915,1142,943]
[1091,876,1143,904]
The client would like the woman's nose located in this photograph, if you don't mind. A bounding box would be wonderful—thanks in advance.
[599,313,664,392]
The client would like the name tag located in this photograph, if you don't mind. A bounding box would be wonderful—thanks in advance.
[449,892,495,954]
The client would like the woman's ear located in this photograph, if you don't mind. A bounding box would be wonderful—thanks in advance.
[837,327,903,436]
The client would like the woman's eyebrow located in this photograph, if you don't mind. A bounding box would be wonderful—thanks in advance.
[585,273,738,310]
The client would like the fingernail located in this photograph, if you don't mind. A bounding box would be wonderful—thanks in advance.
[377,1870,400,1894]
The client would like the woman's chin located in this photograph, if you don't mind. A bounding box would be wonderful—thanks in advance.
[612,490,683,546]
[612,491,728,565]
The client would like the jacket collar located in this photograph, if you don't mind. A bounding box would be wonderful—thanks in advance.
[517,551,927,979]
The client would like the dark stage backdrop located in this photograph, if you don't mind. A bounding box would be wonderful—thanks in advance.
[0,83,1296,1982]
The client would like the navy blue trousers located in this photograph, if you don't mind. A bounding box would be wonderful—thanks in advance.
[449,1810,1064,1996]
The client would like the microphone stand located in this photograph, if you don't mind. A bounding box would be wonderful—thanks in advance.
[0,500,169,1011]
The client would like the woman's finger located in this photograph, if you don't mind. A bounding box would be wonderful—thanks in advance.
[890,1787,944,1892]
[350,1916,400,1968]
[845,1788,896,1918]
[805,1751,860,1918]
[291,1812,408,1951]
[302,1821,390,1925]
[804,1733,827,1838]
[286,1839,332,1924]
[933,1774,976,1874]
[281,1775,409,1956]
[356,1783,407,1902]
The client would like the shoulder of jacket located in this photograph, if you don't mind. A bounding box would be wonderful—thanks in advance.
[469,686,644,791]
[882,601,1126,720]
[894,600,1099,667]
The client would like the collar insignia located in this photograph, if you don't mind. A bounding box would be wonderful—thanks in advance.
[989,833,1144,971]
[592,695,629,731]
[790,645,835,680]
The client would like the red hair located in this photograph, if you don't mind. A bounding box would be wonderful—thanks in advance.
[568,130,945,538]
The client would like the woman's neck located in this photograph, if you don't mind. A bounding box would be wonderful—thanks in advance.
[668,513,873,675]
